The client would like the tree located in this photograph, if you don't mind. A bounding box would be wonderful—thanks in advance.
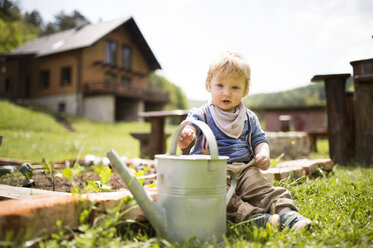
[149,72,188,110]
[0,0,39,52]
[0,18,39,52]
[0,0,21,21]
[25,10,43,27]
[41,10,90,36]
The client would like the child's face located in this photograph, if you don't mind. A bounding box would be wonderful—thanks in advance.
[209,74,246,112]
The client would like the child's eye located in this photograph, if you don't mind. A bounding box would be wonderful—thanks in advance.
[217,84,224,88]
[232,85,240,90]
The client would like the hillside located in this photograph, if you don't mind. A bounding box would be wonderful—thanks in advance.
[149,73,188,110]
[187,83,328,110]
[188,99,207,108]
[0,100,158,162]
[243,83,326,110]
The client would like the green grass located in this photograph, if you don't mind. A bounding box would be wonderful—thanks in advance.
[0,100,177,162]
[34,164,372,248]
[309,138,329,159]
[0,99,329,163]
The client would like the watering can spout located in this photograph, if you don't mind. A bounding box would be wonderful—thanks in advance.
[106,149,166,237]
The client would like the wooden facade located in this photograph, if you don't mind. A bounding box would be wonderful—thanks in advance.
[261,106,327,132]
[0,17,168,122]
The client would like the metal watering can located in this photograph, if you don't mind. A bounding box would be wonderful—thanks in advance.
[107,120,237,243]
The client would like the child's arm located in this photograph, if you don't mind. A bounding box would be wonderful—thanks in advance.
[178,125,196,149]
[254,142,270,170]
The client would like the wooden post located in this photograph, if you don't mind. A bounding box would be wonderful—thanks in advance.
[350,58,373,165]
[149,116,166,159]
[311,74,354,165]
[345,92,356,159]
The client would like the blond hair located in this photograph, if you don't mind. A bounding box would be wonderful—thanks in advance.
[205,51,251,96]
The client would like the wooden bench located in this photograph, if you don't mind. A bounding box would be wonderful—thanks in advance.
[306,130,328,152]
[135,109,189,159]
[130,132,171,159]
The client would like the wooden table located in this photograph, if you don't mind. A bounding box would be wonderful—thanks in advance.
[306,129,328,152]
[132,109,189,159]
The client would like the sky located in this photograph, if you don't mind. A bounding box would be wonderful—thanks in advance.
[19,0,373,101]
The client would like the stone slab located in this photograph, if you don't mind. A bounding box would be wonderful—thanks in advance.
[313,158,334,171]
[263,167,305,181]
[276,158,334,175]
[260,158,333,181]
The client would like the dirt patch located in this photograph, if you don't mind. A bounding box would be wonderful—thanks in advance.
[0,167,143,193]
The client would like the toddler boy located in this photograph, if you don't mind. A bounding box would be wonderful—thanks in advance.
[178,51,311,230]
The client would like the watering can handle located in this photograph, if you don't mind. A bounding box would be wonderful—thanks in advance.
[169,119,219,159]
[226,169,237,206]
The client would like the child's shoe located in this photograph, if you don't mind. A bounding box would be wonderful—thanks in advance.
[280,210,312,231]
[247,213,280,229]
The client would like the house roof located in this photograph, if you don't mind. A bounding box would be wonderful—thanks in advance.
[9,16,161,70]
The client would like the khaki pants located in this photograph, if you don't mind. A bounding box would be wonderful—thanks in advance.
[226,161,298,223]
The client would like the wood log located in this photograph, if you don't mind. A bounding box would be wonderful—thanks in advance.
[350,58,373,165]
[311,74,354,165]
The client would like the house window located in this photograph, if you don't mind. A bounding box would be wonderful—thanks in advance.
[40,70,50,89]
[105,72,116,81]
[5,78,12,94]
[121,46,131,69]
[121,76,131,86]
[58,102,66,112]
[61,67,71,86]
[105,40,117,65]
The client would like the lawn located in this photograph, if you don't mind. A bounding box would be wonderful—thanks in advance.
[1,100,372,247]
[0,100,176,162]
[38,165,372,248]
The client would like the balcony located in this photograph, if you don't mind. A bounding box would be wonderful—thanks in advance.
[83,81,169,103]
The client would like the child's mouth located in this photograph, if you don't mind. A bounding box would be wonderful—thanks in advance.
[222,100,231,104]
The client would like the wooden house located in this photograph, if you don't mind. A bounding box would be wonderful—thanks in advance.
[0,17,168,122]
[260,105,327,132]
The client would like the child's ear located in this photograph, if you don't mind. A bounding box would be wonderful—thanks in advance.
[206,82,212,92]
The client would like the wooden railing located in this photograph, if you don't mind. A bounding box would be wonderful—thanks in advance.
[83,81,169,103]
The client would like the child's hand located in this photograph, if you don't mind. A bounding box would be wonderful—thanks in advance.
[254,142,271,170]
[255,153,271,170]
[178,125,196,149]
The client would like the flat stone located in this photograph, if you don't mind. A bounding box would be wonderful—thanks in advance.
[278,167,303,180]
[276,158,333,175]
[313,158,334,171]
[260,159,333,181]
[262,167,304,181]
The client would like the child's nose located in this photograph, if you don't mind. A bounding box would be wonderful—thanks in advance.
[223,88,231,96]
